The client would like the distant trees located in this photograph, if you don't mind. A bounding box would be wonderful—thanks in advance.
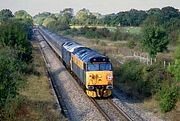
[33,12,51,25]
[0,9,13,22]
[47,20,70,32]
[60,8,74,24]
[140,6,180,57]
[161,6,179,22]
[14,10,32,19]
[75,8,93,25]
[33,6,180,27]
[42,14,56,26]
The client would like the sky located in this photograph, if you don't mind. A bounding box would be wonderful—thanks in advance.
[0,0,179,16]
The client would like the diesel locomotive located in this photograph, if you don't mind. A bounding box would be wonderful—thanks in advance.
[39,26,113,97]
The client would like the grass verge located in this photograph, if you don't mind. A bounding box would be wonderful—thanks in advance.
[13,40,67,121]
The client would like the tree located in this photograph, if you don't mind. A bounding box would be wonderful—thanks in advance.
[42,14,56,27]
[161,6,179,22]
[33,12,51,25]
[147,8,162,16]
[59,8,74,24]
[143,15,162,26]
[0,9,13,22]
[141,25,168,57]
[169,35,180,82]
[0,20,32,62]
[126,9,147,26]
[75,8,91,25]
[14,10,32,19]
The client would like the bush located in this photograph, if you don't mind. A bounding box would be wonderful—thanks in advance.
[143,64,167,95]
[47,20,70,32]
[128,40,136,49]
[0,49,22,119]
[110,28,131,41]
[159,85,178,112]
[96,28,110,38]
[78,26,110,39]
[116,61,171,98]
[116,60,146,97]
[0,20,32,62]
[62,28,79,36]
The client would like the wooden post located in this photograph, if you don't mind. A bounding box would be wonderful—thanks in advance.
[168,62,171,67]
[147,58,149,65]
[164,61,166,68]
[150,58,153,65]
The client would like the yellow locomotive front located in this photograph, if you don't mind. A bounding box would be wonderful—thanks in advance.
[86,63,113,97]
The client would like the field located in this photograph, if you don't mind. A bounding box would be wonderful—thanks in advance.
[13,40,67,121]
[70,25,141,34]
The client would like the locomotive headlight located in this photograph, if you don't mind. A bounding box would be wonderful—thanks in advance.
[98,74,102,78]
[88,86,94,91]
[107,74,113,80]
[106,85,113,89]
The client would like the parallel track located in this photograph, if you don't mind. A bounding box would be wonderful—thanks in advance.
[37,27,133,121]
[36,29,69,117]
[90,98,133,121]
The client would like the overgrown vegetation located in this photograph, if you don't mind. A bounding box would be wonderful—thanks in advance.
[159,85,178,112]
[0,9,33,120]
[115,60,179,112]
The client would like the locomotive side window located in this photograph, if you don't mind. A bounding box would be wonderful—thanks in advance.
[87,64,99,71]
[100,63,112,70]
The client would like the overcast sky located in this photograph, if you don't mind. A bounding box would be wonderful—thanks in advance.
[0,0,179,16]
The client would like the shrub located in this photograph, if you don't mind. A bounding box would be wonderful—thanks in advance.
[116,61,171,98]
[62,28,79,36]
[0,20,32,62]
[128,40,136,49]
[116,60,146,97]
[0,49,22,119]
[47,20,70,32]
[159,85,178,112]
[96,28,110,38]
[110,28,131,41]
[142,64,166,95]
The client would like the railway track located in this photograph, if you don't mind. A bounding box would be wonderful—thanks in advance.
[90,98,133,121]
[37,27,133,121]
[35,29,69,117]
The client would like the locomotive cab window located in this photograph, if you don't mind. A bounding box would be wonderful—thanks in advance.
[87,64,99,71]
[87,63,112,71]
[100,63,112,70]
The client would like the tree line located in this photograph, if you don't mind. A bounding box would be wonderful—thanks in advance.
[34,6,179,26]
[0,9,33,120]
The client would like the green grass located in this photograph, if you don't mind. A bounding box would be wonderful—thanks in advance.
[123,27,141,34]
[14,41,67,121]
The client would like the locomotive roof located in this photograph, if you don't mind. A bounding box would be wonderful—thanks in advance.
[63,42,84,52]
[73,47,110,63]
